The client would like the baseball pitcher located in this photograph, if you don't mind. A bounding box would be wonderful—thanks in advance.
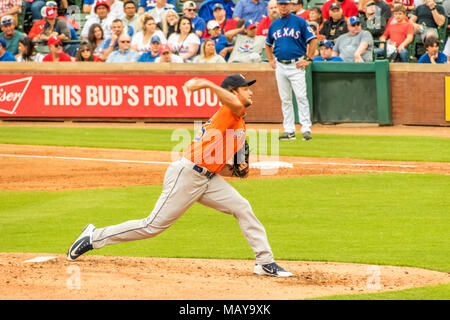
[67,74,293,277]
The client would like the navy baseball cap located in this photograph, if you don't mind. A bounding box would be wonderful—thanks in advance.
[329,3,341,10]
[213,3,224,10]
[319,40,333,49]
[349,16,360,25]
[221,74,256,89]
[277,0,291,3]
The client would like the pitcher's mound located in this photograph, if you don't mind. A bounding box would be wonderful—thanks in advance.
[1,253,448,300]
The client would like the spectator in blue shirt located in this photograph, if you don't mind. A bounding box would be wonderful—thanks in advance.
[198,0,235,24]
[232,0,268,23]
[0,38,16,61]
[313,40,344,62]
[202,20,233,60]
[418,36,448,64]
[106,33,140,62]
[138,0,177,14]
[138,35,161,62]
[182,1,206,38]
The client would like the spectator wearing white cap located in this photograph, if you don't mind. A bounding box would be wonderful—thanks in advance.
[0,37,15,61]
[202,19,233,60]
[35,6,71,44]
[204,3,238,39]
[0,0,21,26]
[182,1,206,38]
[0,14,25,55]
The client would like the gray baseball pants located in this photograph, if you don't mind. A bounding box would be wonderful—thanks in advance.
[91,157,275,265]
[275,61,312,134]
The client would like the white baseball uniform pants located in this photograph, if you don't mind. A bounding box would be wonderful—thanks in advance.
[275,61,312,134]
[91,157,275,265]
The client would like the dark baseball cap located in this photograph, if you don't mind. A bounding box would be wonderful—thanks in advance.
[221,74,256,89]
[330,3,341,10]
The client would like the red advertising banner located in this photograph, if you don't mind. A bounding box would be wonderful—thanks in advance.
[0,74,227,118]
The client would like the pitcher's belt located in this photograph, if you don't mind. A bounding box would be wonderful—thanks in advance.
[180,157,216,179]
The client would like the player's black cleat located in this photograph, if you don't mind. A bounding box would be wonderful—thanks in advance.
[279,132,296,140]
[67,224,95,261]
[302,131,312,141]
[254,262,293,277]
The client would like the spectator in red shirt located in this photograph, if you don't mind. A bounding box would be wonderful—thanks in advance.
[204,3,237,38]
[256,0,279,36]
[42,36,74,61]
[376,4,413,61]
[322,0,359,20]
[293,0,310,20]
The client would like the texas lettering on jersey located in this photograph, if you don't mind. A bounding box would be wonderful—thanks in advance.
[271,27,303,40]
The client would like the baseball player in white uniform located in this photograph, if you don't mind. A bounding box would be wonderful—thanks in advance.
[67,74,293,278]
[265,0,317,141]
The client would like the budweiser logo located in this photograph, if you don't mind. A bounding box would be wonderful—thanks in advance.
[0,77,32,114]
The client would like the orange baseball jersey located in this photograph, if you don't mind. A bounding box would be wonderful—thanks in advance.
[184,104,246,173]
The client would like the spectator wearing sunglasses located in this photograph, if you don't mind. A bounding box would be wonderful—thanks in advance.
[182,1,206,38]
[319,3,348,41]
[75,41,103,61]
[43,36,74,61]
[333,16,374,62]
[106,33,140,62]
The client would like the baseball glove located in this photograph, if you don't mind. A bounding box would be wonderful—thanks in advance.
[231,140,250,178]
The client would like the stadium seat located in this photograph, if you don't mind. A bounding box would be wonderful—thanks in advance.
[17,1,27,32]
[305,0,327,9]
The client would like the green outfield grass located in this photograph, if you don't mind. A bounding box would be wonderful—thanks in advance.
[0,126,449,162]
[1,126,449,299]
[0,174,449,299]
[311,283,450,300]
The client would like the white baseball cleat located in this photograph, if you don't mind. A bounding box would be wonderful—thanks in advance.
[254,262,293,277]
[67,224,96,261]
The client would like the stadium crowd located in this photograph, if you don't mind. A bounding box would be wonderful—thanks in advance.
[0,0,449,63]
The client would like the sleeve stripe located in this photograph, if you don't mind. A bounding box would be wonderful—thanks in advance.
[306,35,317,43]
